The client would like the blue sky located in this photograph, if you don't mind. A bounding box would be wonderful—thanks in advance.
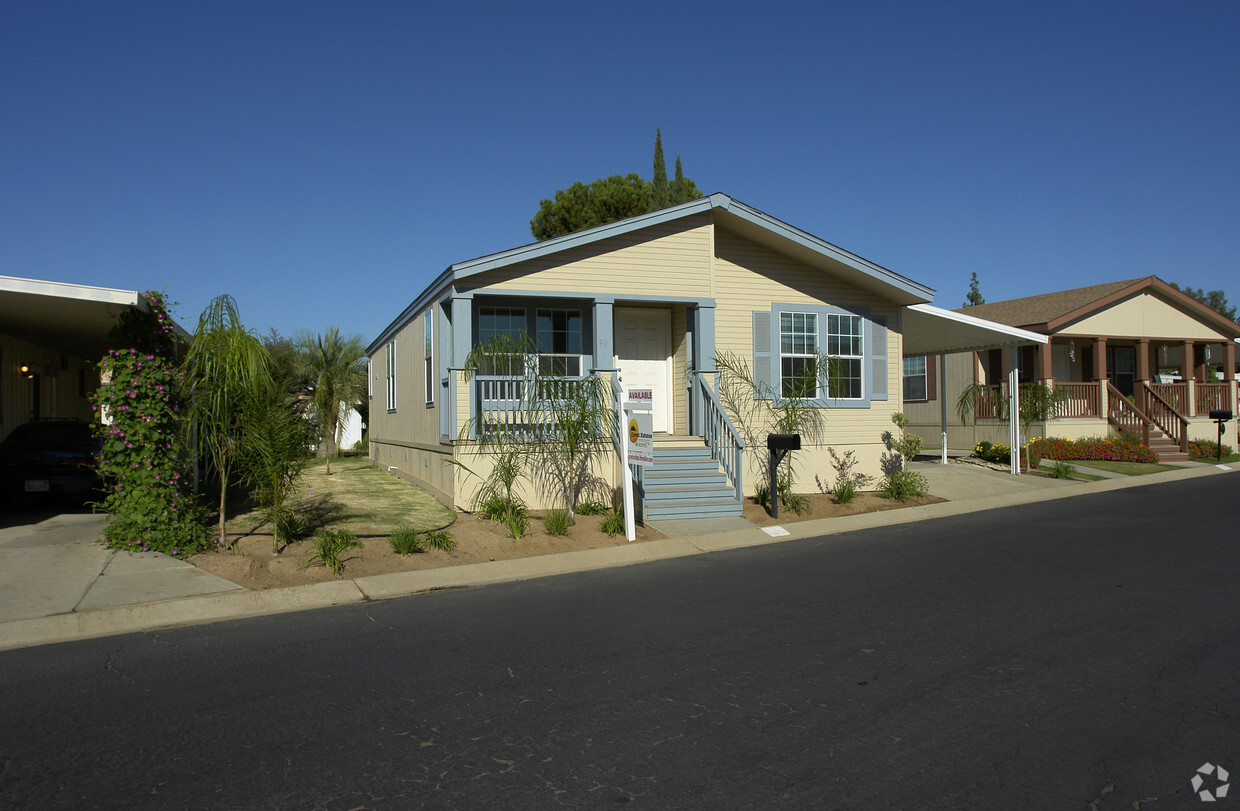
[3,1,1238,343]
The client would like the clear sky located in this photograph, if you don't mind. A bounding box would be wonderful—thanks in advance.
[4,1,1238,344]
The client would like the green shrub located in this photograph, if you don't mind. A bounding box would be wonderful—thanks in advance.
[301,528,362,574]
[506,510,530,540]
[601,511,625,537]
[1189,439,1233,459]
[754,482,771,508]
[1049,461,1077,479]
[543,508,572,536]
[880,470,929,501]
[388,525,425,555]
[783,492,810,515]
[833,480,857,505]
[423,528,455,552]
[575,500,609,516]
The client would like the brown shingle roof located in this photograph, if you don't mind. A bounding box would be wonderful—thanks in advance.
[954,278,1150,329]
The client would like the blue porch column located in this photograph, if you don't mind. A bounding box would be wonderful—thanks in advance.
[451,295,473,438]
[593,300,614,371]
[691,304,716,435]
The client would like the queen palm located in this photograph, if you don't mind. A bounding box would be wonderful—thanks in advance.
[182,295,271,546]
[297,326,367,475]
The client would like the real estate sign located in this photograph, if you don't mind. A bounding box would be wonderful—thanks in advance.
[626,410,653,466]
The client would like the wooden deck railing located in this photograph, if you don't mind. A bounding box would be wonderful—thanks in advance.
[1106,382,1150,446]
[1148,383,1188,413]
[1052,382,1100,417]
[1139,383,1189,452]
[1197,382,1230,415]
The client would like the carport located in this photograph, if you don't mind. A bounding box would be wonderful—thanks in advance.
[901,303,1048,474]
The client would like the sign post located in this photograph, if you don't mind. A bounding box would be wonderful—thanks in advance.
[621,389,654,541]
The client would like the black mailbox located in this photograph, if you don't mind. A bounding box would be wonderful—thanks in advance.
[767,434,802,451]
[1209,409,1233,422]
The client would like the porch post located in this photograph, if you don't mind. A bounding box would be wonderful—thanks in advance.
[593,300,614,370]
[1181,340,1195,416]
[1093,337,1108,416]
[451,295,473,437]
[692,305,717,437]
[1226,341,1238,427]
[939,353,948,464]
[1036,339,1053,383]
[1135,338,1150,385]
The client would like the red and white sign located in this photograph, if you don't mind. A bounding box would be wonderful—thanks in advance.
[626,388,653,410]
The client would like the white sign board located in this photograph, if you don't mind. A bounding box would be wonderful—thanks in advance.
[626,410,653,466]
[626,388,653,410]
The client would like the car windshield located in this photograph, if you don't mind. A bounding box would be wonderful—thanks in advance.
[4,422,95,446]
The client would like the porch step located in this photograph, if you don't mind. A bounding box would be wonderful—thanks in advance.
[640,438,743,521]
[1147,429,1189,463]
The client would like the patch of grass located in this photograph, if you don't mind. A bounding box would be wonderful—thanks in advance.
[574,500,609,516]
[506,510,530,540]
[423,528,455,552]
[228,456,454,538]
[1070,460,1183,476]
[301,528,362,575]
[388,525,425,555]
[601,511,625,537]
[543,508,572,536]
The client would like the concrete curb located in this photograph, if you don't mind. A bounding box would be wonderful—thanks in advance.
[1,462,1233,651]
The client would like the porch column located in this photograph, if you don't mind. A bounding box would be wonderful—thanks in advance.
[1135,338,1150,385]
[1036,339,1053,383]
[1181,340,1195,416]
[593,300,614,371]
[690,305,716,436]
[1094,338,1108,415]
[1000,347,1013,381]
[451,296,473,437]
[1226,341,1238,418]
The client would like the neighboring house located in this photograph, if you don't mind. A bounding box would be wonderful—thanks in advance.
[367,194,1041,518]
[1,276,176,443]
[904,276,1240,459]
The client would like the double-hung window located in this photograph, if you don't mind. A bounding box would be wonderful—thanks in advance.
[424,311,434,405]
[903,356,927,401]
[385,341,397,411]
[536,308,583,376]
[826,313,864,399]
[780,312,819,398]
[477,306,526,376]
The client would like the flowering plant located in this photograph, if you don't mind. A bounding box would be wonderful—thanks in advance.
[91,292,209,555]
[1035,435,1158,464]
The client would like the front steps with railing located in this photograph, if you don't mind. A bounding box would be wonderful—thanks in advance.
[642,435,744,521]
[1145,428,1189,463]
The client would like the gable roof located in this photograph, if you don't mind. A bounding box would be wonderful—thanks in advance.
[369,193,936,353]
[956,276,1240,338]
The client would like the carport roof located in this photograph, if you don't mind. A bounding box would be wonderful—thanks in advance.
[0,276,185,359]
[902,303,1047,356]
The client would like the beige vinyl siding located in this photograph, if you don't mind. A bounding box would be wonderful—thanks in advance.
[1066,294,1229,341]
[712,225,903,448]
[473,216,713,297]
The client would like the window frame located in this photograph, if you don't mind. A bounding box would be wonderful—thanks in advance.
[903,356,928,402]
[385,341,397,412]
[424,310,434,406]
[757,303,884,409]
[779,311,820,399]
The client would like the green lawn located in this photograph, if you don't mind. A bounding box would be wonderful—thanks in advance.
[228,455,454,537]
[1067,460,1184,476]
[1191,452,1240,464]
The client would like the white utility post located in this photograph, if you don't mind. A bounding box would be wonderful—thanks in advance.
[1008,349,1021,476]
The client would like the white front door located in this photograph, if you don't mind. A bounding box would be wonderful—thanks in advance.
[615,308,672,433]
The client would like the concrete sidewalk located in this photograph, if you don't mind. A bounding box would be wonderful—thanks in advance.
[0,460,1232,652]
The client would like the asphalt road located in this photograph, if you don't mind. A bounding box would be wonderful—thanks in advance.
[2,474,1238,809]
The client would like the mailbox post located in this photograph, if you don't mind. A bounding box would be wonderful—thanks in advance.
[1209,409,1233,462]
[766,433,801,519]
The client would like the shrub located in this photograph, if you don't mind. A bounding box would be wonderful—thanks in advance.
[601,511,625,537]
[833,480,857,505]
[301,529,362,575]
[388,525,425,555]
[423,528,455,552]
[1036,436,1158,464]
[783,492,810,516]
[754,482,771,508]
[824,447,874,503]
[1189,439,1233,459]
[879,470,929,501]
[543,508,573,536]
[1049,461,1077,479]
[575,500,609,516]
[506,510,530,540]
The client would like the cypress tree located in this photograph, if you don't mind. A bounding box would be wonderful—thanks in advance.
[649,128,670,212]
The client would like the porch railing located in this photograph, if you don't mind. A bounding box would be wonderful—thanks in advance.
[475,374,591,439]
[1148,383,1188,413]
[1140,384,1188,452]
[1197,382,1230,415]
[694,372,745,502]
[1106,381,1150,446]
[974,383,1006,419]
[1052,382,1100,418]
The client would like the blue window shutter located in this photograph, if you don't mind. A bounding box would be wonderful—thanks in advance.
[870,316,888,401]
[753,310,772,400]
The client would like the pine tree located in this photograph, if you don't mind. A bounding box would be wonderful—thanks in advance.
[648,128,670,212]
[964,272,985,307]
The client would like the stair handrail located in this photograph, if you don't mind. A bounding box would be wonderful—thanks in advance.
[1105,381,1151,448]
[1139,382,1189,453]
[694,372,745,502]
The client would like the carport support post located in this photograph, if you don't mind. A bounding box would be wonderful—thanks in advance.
[1009,349,1021,476]
[939,353,948,464]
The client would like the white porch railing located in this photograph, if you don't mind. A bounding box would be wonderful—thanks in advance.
[693,372,744,503]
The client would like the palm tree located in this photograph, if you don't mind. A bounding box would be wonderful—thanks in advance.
[182,295,271,546]
[297,326,367,475]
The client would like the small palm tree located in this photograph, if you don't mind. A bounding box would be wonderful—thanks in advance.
[297,326,367,475]
[182,295,272,546]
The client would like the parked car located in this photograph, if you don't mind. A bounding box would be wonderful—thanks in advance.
[0,419,102,503]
